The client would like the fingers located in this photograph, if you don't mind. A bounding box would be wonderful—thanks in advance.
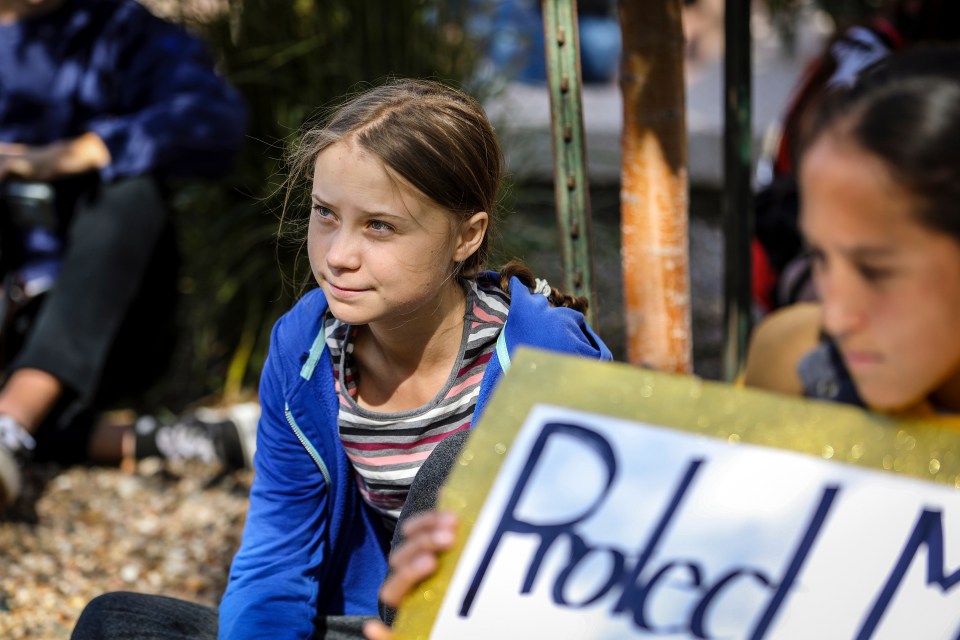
[0,155,31,181]
[379,511,458,609]
[363,619,394,640]
[0,141,82,181]
[380,548,439,609]
[0,142,25,180]
[0,146,36,181]
[0,142,26,155]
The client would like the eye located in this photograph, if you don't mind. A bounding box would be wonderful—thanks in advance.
[368,219,395,234]
[312,204,335,221]
[856,263,895,284]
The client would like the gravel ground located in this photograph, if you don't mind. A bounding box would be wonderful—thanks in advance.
[0,460,251,639]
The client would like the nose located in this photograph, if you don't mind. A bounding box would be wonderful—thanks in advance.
[817,266,866,339]
[324,228,361,272]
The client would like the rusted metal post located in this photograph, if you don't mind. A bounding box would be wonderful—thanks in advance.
[541,0,596,327]
[722,0,753,381]
[618,0,691,373]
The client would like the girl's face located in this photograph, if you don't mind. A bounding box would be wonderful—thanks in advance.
[799,133,960,413]
[308,140,485,329]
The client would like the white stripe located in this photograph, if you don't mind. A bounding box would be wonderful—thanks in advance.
[466,326,502,342]
[356,467,420,482]
[475,287,509,316]
[338,388,481,427]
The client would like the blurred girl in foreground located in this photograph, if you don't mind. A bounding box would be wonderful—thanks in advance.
[744,46,960,417]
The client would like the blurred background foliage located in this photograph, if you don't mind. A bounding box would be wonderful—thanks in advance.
[148,0,482,408]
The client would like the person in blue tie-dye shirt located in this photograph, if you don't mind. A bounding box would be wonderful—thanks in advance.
[0,0,247,508]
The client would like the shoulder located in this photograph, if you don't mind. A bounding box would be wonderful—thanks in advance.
[106,0,174,25]
[488,273,611,361]
[743,303,822,396]
[267,289,329,364]
[85,0,160,30]
[94,0,202,50]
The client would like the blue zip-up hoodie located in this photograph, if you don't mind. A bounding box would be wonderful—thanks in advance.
[219,275,612,639]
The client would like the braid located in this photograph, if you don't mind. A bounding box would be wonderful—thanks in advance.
[497,259,590,313]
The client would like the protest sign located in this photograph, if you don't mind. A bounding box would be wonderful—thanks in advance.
[393,348,960,639]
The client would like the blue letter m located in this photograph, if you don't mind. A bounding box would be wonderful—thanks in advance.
[857,509,960,639]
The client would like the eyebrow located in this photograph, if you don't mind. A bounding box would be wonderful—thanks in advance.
[310,193,404,220]
[801,231,897,257]
[845,246,898,260]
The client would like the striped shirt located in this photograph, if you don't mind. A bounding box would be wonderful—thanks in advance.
[324,278,510,526]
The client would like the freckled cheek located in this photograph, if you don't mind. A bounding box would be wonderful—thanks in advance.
[308,233,345,281]
[389,241,450,274]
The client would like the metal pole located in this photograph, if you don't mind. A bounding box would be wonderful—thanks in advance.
[542,0,596,327]
[722,0,753,381]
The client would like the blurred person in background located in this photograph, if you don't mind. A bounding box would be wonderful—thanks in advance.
[0,0,251,510]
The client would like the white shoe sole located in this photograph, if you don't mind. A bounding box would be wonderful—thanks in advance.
[195,402,260,469]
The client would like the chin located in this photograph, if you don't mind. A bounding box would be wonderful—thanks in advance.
[323,302,368,325]
[860,389,927,415]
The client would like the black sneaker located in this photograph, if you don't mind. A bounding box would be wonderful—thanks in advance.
[134,403,259,470]
[0,415,35,508]
[191,403,259,470]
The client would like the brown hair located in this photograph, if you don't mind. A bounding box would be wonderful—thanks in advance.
[498,260,589,313]
[284,78,587,312]
[284,78,501,277]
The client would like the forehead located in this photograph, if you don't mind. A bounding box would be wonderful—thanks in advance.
[798,135,923,240]
[313,142,404,200]
[314,140,384,179]
[312,140,451,225]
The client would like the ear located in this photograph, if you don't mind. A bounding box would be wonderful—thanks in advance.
[452,211,489,263]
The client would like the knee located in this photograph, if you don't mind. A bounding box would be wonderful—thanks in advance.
[71,591,141,640]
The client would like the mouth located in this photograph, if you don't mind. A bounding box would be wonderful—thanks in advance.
[840,349,884,370]
[324,281,369,299]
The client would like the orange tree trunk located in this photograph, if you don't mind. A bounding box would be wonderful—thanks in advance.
[619,0,691,373]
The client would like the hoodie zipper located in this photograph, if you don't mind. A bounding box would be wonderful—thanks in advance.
[284,402,331,487]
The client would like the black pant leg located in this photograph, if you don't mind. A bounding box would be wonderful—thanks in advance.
[7,176,178,463]
[11,175,173,401]
[71,592,218,640]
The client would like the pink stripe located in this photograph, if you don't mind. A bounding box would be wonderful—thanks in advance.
[349,449,432,466]
[458,351,491,377]
[344,423,469,452]
[446,371,484,398]
[472,305,504,324]
[357,486,403,509]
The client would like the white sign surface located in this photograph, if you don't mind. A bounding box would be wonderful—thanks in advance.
[430,405,960,639]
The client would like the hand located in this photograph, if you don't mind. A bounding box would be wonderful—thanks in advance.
[0,132,110,181]
[363,510,459,640]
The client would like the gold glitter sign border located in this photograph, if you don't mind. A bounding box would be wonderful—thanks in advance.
[393,347,960,638]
